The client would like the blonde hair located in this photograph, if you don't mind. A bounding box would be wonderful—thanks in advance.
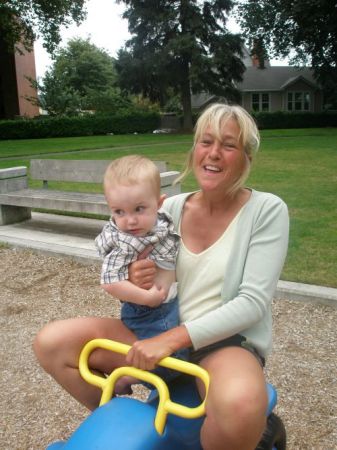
[177,103,260,195]
[104,155,161,197]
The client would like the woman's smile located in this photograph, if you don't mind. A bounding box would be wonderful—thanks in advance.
[204,164,222,173]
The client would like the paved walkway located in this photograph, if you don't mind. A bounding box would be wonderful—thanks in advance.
[0,212,336,308]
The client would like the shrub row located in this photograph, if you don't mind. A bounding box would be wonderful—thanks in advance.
[252,111,337,129]
[0,111,161,140]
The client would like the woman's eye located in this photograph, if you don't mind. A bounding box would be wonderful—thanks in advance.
[223,143,236,150]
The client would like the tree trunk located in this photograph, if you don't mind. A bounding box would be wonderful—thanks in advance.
[180,60,193,131]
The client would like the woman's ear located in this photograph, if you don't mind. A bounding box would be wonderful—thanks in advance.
[158,194,167,208]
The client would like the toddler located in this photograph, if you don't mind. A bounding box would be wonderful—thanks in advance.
[95,155,187,393]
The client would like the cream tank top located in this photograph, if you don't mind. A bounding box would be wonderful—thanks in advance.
[177,210,242,323]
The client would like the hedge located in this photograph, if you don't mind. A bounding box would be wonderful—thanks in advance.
[1,110,336,140]
[252,111,337,129]
[0,111,161,140]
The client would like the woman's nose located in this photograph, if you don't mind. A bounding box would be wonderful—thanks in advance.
[209,142,221,158]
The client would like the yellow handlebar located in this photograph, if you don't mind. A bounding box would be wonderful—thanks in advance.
[79,339,209,435]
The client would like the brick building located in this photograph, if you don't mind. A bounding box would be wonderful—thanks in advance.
[0,36,39,119]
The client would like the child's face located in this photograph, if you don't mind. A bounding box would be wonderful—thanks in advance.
[106,182,164,236]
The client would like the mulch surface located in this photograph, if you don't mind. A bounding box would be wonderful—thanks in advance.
[1,248,336,449]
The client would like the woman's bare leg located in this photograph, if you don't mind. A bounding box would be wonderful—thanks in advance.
[33,316,136,410]
[197,346,268,450]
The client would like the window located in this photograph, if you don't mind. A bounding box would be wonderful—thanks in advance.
[252,93,270,112]
[287,92,310,111]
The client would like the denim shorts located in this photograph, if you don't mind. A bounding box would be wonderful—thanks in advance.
[121,297,189,387]
[190,334,265,367]
[121,296,181,340]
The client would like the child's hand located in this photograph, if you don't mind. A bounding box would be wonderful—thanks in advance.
[146,284,167,307]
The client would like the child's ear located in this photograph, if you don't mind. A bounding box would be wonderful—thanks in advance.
[158,194,167,208]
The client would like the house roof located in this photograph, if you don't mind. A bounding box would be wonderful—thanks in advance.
[237,66,320,92]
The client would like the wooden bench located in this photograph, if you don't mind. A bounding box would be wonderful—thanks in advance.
[0,159,181,225]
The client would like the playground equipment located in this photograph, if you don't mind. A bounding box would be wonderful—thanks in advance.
[46,339,286,450]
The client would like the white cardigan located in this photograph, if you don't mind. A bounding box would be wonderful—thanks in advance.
[163,189,289,358]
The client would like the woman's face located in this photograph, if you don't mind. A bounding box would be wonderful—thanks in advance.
[192,118,247,194]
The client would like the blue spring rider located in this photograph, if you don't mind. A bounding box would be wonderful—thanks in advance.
[47,339,286,450]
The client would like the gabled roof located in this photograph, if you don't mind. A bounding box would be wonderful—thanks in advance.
[237,66,320,92]
[190,93,219,110]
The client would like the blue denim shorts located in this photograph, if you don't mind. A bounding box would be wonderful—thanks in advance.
[121,297,189,387]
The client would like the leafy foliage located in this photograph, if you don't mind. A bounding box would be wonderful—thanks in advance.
[0,111,160,139]
[36,38,130,115]
[0,0,86,52]
[116,0,245,129]
[236,0,337,105]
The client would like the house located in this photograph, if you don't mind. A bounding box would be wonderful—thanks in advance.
[192,48,324,113]
[238,66,323,113]
[0,35,39,119]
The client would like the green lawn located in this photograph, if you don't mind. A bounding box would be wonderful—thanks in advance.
[0,128,336,288]
[0,134,193,159]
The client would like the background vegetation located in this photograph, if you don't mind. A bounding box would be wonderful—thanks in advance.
[0,127,336,288]
[237,0,337,108]
[2,1,337,125]
[0,111,160,140]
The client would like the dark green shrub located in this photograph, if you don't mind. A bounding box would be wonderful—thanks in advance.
[0,111,160,140]
[253,111,337,129]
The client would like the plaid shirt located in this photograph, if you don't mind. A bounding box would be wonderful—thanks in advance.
[95,210,180,284]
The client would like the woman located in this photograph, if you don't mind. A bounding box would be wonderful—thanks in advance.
[34,103,289,450]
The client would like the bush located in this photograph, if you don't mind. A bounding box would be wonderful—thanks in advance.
[252,111,337,129]
[0,111,161,140]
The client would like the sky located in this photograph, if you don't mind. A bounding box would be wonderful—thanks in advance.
[33,0,287,80]
[34,1,130,79]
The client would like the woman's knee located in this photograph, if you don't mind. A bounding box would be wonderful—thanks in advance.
[33,317,130,371]
[200,347,268,447]
[33,321,65,366]
[33,318,87,366]
[201,385,267,450]
[207,379,264,419]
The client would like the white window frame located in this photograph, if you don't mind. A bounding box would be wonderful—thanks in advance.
[251,93,270,112]
[287,91,310,111]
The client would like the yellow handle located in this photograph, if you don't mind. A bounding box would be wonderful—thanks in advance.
[79,339,209,435]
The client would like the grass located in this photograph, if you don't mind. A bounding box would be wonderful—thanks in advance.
[0,128,336,288]
[0,134,192,159]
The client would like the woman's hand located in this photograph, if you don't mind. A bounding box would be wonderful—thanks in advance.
[125,335,174,371]
[129,246,156,290]
[125,326,192,371]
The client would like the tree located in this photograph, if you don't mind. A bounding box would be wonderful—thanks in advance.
[37,38,121,115]
[116,0,245,130]
[0,0,86,53]
[236,0,337,105]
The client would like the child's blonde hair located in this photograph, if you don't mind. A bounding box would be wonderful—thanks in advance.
[104,155,161,197]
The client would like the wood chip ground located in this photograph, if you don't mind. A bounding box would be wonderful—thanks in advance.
[0,248,336,450]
